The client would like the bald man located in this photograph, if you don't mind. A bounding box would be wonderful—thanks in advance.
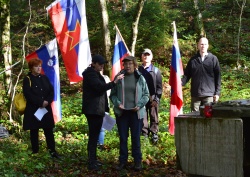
[182,37,221,111]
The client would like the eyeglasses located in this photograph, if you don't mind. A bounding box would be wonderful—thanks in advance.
[34,66,42,68]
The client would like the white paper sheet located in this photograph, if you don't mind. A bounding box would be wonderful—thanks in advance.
[34,108,48,121]
[102,113,116,131]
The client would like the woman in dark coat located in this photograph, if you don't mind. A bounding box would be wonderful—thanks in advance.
[82,54,124,170]
[23,58,60,158]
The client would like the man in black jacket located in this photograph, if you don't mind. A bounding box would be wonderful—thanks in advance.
[138,49,162,144]
[182,37,221,111]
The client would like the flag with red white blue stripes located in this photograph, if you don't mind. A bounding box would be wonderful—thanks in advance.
[169,21,184,135]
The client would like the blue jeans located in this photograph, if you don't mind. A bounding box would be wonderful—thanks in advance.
[116,110,143,163]
[98,128,105,145]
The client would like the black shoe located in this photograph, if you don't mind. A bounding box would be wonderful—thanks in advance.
[116,162,127,171]
[134,161,142,171]
[50,151,61,159]
[88,163,101,171]
[151,133,158,144]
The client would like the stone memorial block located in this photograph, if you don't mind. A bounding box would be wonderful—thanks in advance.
[175,116,243,177]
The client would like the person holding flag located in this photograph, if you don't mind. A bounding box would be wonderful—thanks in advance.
[22,58,60,159]
[182,37,221,111]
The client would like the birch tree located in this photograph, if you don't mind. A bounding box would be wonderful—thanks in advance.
[1,0,12,96]
[0,0,14,121]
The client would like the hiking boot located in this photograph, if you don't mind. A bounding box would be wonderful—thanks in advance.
[151,133,158,144]
[116,162,127,171]
[134,161,142,171]
[50,151,62,159]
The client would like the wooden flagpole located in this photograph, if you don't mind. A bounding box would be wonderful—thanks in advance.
[114,24,131,54]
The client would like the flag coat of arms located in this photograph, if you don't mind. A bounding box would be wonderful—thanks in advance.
[169,21,184,135]
[46,0,91,83]
[25,39,62,123]
[111,26,130,80]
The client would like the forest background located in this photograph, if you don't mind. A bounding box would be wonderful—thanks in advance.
[0,0,249,176]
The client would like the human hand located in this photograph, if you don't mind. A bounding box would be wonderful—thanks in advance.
[151,100,158,107]
[213,95,219,102]
[42,100,48,107]
[131,106,139,112]
[118,104,124,110]
[114,74,124,83]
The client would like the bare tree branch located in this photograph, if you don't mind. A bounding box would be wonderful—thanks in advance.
[235,0,246,68]
[10,0,32,121]
[131,0,146,56]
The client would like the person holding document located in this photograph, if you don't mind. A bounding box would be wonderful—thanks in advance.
[82,54,124,171]
[23,58,60,159]
[110,56,149,171]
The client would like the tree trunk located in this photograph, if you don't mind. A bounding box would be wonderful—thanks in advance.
[1,0,13,121]
[131,0,146,56]
[122,0,126,13]
[193,0,206,37]
[1,0,12,95]
[100,0,112,76]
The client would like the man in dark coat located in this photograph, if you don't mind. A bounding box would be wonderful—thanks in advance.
[182,37,221,111]
[138,49,162,144]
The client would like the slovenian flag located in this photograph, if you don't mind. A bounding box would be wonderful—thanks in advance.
[169,21,183,135]
[25,39,62,123]
[46,0,91,83]
[111,25,130,80]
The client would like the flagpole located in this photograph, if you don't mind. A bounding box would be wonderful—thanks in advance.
[0,61,21,75]
[114,24,131,54]
[172,21,177,40]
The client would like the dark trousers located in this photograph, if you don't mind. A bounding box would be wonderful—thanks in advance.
[142,102,159,136]
[30,128,55,153]
[116,110,143,163]
[85,114,103,163]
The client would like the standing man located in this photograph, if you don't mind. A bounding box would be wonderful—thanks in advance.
[182,37,221,111]
[138,49,162,144]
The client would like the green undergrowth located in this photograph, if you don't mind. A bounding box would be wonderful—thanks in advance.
[0,67,249,176]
